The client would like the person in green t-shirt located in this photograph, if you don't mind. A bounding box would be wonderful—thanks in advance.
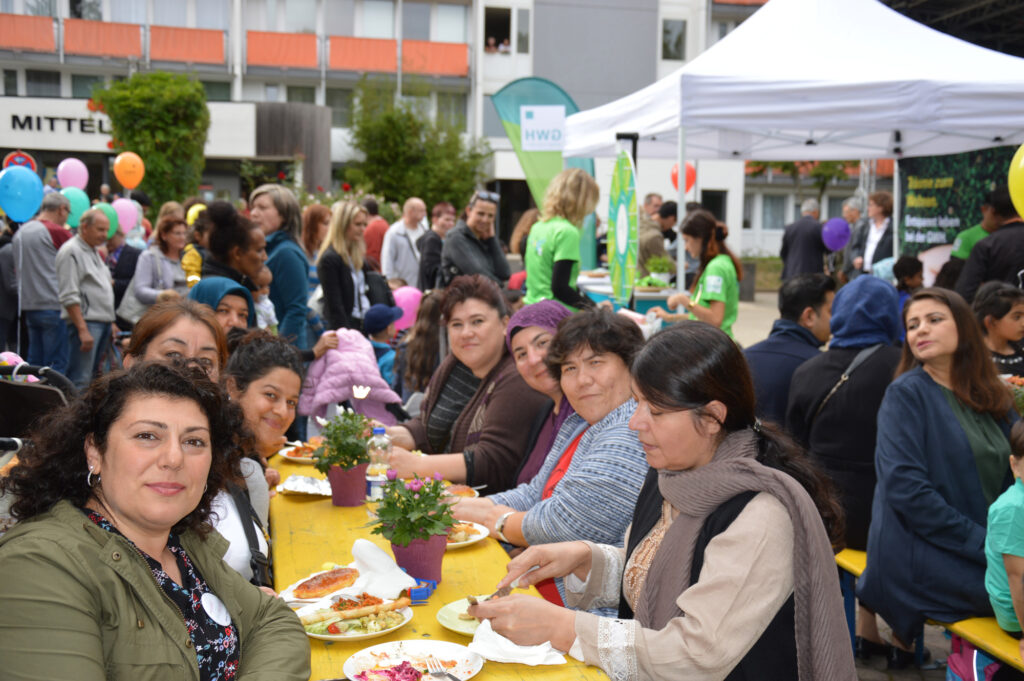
[984,421,1024,658]
[650,210,741,338]
[523,168,600,311]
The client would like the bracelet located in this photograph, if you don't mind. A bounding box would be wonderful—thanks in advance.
[494,511,515,543]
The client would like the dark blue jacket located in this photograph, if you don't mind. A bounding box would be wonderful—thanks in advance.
[857,367,1016,642]
[744,319,821,425]
[266,230,309,350]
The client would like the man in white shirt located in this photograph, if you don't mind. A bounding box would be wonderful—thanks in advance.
[380,197,427,287]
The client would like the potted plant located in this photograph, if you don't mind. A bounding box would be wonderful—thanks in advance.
[371,471,455,582]
[644,255,674,285]
[313,410,373,506]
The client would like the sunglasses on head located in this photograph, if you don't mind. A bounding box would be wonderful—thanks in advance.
[472,191,500,204]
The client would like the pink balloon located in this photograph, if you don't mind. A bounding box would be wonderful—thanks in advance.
[56,158,88,190]
[111,198,138,233]
[392,286,422,332]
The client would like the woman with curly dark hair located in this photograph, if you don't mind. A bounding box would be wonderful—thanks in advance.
[469,321,854,681]
[0,362,309,680]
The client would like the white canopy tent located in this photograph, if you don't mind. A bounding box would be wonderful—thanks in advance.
[564,0,1024,162]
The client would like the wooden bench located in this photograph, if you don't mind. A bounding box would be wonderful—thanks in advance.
[835,548,1024,672]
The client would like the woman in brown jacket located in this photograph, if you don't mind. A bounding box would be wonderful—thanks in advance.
[386,275,550,494]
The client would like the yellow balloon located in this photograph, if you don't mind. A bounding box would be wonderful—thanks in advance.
[186,203,207,226]
[1009,143,1024,219]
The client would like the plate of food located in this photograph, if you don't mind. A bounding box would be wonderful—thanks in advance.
[446,521,489,550]
[277,437,323,464]
[300,593,413,642]
[281,564,360,605]
[435,595,487,636]
[343,639,484,681]
[444,483,479,498]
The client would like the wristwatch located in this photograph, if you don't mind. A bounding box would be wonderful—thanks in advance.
[494,511,515,543]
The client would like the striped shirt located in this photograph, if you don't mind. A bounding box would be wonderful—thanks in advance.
[425,360,480,453]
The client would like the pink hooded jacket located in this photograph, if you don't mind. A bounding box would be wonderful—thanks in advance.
[299,329,403,425]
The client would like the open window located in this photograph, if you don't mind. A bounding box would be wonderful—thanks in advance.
[484,7,511,55]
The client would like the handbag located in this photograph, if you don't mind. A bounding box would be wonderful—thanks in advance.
[812,344,884,420]
[226,482,274,589]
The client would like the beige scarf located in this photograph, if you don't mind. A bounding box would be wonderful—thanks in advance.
[636,429,856,681]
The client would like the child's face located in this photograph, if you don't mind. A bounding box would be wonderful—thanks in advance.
[257,285,271,298]
[990,302,1024,344]
[385,322,396,339]
[1010,454,1024,481]
[904,271,924,290]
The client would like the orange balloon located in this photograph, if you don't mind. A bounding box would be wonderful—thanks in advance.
[113,151,144,190]
[670,163,679,191]
[684,162,696,192]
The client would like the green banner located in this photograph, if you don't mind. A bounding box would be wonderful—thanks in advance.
[608,150,639,306]
[490,78,596,269]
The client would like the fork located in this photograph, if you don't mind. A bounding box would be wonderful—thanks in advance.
[425,655,460,681]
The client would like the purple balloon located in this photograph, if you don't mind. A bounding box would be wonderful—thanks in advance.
[822,217,851,252]
[56,157,88,190]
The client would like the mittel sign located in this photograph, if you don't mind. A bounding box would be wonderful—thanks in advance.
[0,97,112,153]
[11,113,112,134]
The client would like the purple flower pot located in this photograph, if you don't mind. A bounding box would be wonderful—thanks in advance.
[390,533,447,583]
[327,463,368,506]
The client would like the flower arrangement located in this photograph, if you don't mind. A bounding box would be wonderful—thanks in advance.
[371,471,456,547]
[312,409,373,474]
[1004,375,1024,415]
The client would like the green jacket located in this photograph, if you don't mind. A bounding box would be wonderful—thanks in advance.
[0,500,310,681]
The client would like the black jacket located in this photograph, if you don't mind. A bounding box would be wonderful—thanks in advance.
[846,218,894,274]
[109,244,142,308]
[743,319,822,426]
[780,215,827,280]
[416,230,443,291]
[956,220,1024,302]
[439,222,510,286]
[317,246,393,331]
[201,258,258,292]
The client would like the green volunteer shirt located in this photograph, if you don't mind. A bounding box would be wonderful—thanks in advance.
[950,224,989,260]
[985,477,1024,632]
[687,254,739,338]
[524,216,582,310]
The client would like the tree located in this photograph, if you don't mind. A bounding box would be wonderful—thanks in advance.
[748,160,856,203]
[93,73,210,213]
[345,78,490,208]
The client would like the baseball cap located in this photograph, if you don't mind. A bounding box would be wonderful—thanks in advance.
[363,304,404,336]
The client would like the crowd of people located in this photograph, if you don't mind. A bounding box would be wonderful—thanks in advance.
[1,169,1024,681]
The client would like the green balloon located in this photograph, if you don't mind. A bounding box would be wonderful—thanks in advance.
[96,202,119,238]
[60,187,89,228]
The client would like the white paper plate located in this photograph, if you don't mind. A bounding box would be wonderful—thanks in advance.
[277,445,317,464]
[281,565,354,605]
[306,606,413,642]
[344,639,483,680]
[436,596,486,636]
[446,521,489,551]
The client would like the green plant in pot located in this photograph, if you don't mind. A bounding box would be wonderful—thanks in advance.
[371,471,455,582]
[643,255,675,285]
[313,410,373,506]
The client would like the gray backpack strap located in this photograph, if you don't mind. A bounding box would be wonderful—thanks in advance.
[812,344,885,421]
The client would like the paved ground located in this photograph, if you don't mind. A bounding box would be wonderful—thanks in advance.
[734,294,951,679]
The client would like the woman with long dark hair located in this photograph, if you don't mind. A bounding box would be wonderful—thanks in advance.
[469,321,854,680]
[393,290,443,401]
[858,287,1018,665]
[652,210,743,338]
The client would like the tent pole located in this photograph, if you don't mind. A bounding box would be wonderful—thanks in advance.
[677,126,687,293]
[893,158,901,261]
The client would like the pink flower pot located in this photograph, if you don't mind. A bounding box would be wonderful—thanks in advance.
[390,533,447,583]
[327,463,368,506]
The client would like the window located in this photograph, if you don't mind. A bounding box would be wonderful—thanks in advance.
[69,0,101,20]
[286,0,317,33]
[437,92,467,131]
[701,190,727,223]
[326,87,353,127]
[363,0,394,39]
[25,69,60,97]
[265,84,280,101]
[401,2,431,41]
[435,4,466,43]
[762,195,786,230]
[325,0,354,36]
[287,85,316,103]
[483,7,511,54]
[3,70,17,96]
[743,194,752,230]
[516,9,529,53]
[24,0,56,16]
[110,0,146,23]
[71,74,103,98]
[153,2,186,26]
[196,0,230,30]
[827,196,845,220]
[662,19,686,60]
[400,83,430,117]
[0,0,11,12]
[202,81,232,102]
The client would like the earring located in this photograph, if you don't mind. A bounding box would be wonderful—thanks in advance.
[86,466,99,488]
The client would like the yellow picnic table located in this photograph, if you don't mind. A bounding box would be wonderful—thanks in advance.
[270,458,610,681]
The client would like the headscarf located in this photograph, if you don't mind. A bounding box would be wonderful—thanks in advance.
[505,299,573,351]
[828,274,900,349]
[188,276,256,328]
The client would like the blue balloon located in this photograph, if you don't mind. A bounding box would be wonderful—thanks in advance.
[822,216,851,252]
[0,166,44,223]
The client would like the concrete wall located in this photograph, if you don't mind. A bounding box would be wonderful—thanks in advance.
[532,0,659,110]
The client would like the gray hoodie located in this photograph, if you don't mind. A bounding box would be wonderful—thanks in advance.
[56,235,115,322]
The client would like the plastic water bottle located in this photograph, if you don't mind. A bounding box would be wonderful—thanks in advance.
[366,427,391,501]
